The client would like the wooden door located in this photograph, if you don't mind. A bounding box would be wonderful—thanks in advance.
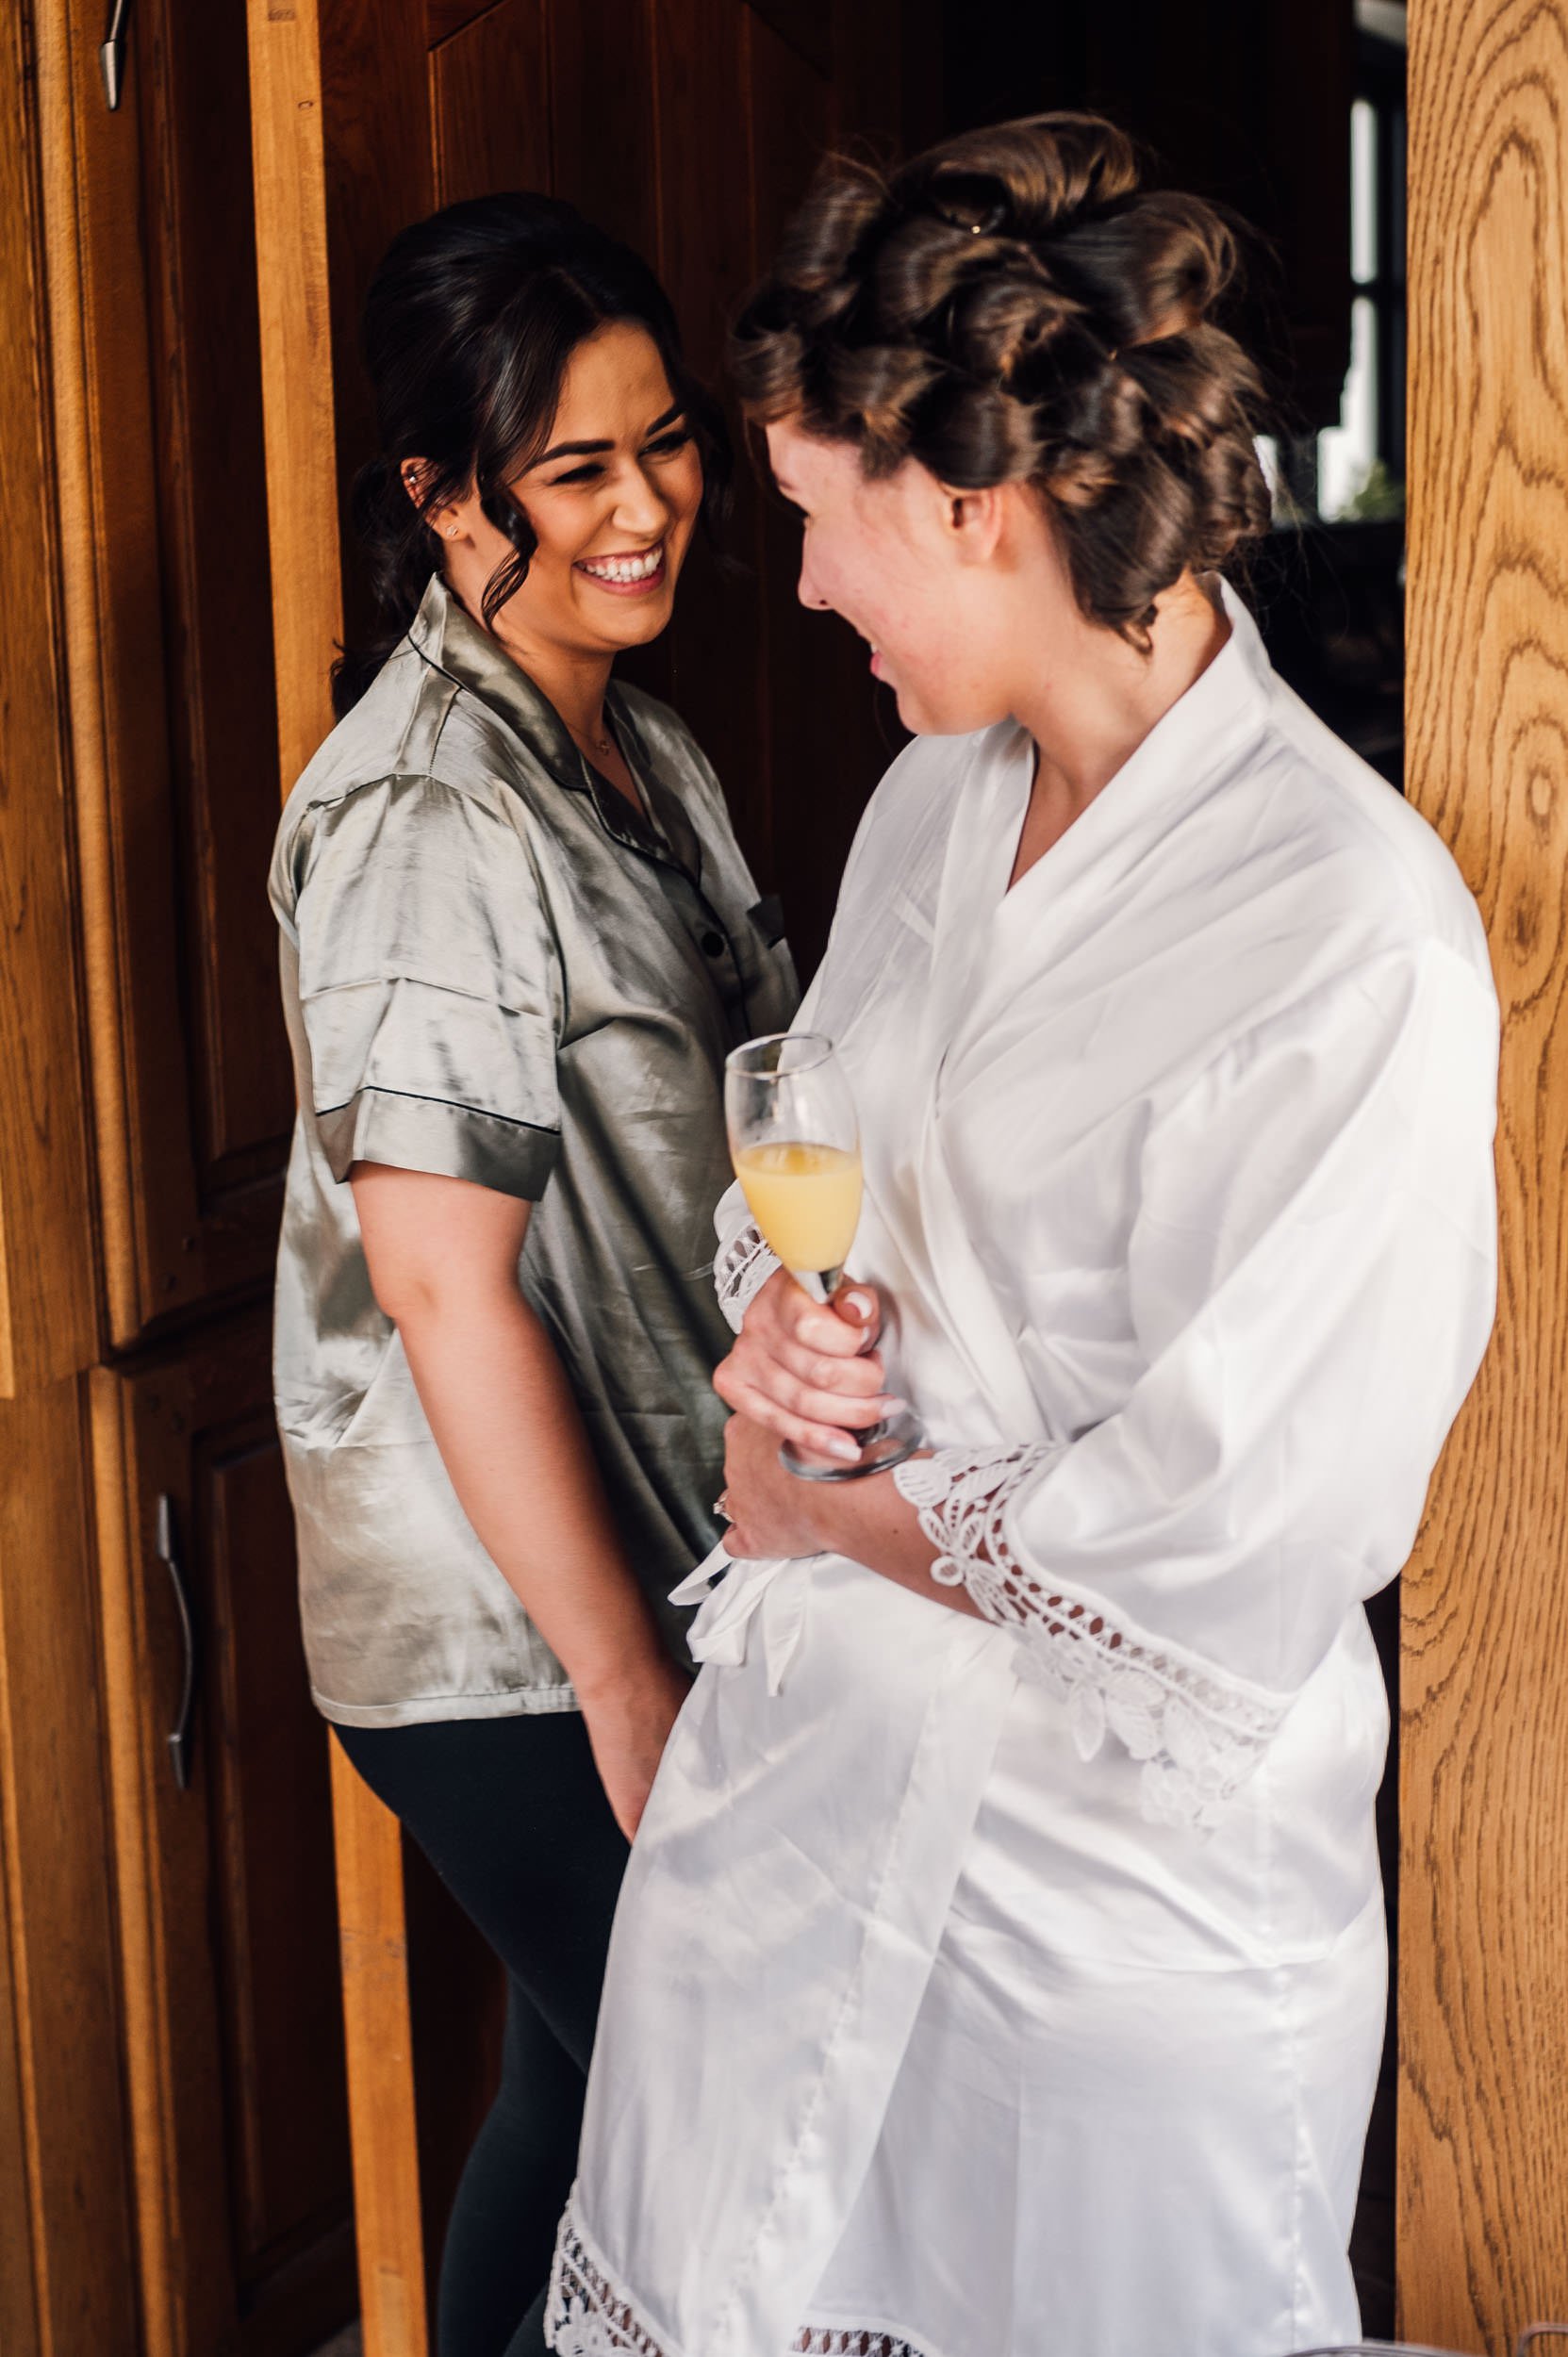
[0,12,142,2351]
[91,1304,355,2357]
[35,0,293,1352]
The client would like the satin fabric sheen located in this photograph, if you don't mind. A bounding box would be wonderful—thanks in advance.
[270,576,797,1725]
[552,584,1498,2356]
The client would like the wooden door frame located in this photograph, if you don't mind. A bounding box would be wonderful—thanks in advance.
[1399,1,1568,2346]
[245,4,1568,2350]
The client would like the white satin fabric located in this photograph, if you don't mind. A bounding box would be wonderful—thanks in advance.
[549,585,1498,2357]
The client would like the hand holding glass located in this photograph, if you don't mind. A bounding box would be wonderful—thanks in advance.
[724,1033,924,1480]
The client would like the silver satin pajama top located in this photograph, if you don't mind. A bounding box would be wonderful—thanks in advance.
[269,573,798,1727]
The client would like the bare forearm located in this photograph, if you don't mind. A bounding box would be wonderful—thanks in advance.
[721,1416,987,1626]
[806,1463,985,1620]
[397,1287,666,1696]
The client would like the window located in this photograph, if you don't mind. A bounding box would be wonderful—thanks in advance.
[1263,2,1407,525]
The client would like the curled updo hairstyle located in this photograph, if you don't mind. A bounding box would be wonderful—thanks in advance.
[334,191,730,716]
[730,114,1271,645]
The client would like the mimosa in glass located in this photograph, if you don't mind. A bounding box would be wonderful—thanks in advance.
[724,1033,923,1480]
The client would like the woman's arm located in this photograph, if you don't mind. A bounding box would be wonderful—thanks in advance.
[720,946,1500,1825]
[353,1161,689,1839]
[719,1409,950,1596]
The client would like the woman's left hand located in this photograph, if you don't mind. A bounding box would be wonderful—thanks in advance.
[718,1413,823,1560]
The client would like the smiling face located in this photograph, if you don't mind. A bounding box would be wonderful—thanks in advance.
[765,414,1077,737]
[427,319,705,662]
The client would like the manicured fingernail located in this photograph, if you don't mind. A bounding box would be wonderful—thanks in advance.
[829,1434,861,1462]
[843,1290,874,1322]
[877,1397,908,1416]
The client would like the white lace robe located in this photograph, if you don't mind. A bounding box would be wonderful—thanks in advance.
[548,586,1499,2357]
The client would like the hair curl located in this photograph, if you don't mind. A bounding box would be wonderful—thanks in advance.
[730,114,1270,644]
[335,192,730,716]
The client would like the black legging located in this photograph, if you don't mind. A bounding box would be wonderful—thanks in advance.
[334,1711,628,2357]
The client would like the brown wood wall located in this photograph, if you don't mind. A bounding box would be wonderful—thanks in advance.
[1401,1,1568,2347]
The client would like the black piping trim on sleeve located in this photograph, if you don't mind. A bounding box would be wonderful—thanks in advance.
[314,1083,559,1139]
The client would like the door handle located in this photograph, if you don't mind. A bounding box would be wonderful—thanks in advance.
[100,0,132,110]
[155,1495,198,1791]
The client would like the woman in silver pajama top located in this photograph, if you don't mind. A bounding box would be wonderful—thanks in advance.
[268,195,797,2357]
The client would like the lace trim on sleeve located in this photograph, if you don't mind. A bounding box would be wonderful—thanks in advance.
[714,1218,781,1334]
[548,2203,932,2357]
[893,1445,1290,1829]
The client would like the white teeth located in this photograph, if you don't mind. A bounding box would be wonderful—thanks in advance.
[581,545,663,584]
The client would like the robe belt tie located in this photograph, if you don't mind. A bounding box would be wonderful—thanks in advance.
[668,1543,815,1694]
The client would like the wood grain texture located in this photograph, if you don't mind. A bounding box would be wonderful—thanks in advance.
[1401,2,1568,2348]
[0,0,97,1393]
[0,1377,140,2357]
[330,1737,430,2357]
[652,0,767,860]
[138,0,294,1208]
[92,1314,355,2357]
[750,0,829,72]
[751,1,919,971]
[428,0,505,41]
[429,0,550,207]
[36,0,209,1340]
[319,0,434,668]
[547,0,657,252]
[246,0,344,793]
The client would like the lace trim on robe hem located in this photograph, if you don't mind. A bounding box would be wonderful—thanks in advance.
[547,2209,668,2356]
[546,2205,934,2357]
[793,2332,933,2355]
[714,1218,781,1333]
[893,1443,1291,1830]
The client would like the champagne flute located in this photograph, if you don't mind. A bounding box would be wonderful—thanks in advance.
[724,1032,924,1480]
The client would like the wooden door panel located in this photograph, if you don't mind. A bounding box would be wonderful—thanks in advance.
[207,1433,352,2297]
[428,0,506,40]
[0,0,98,1397]
[547,0,658,252]
[140,0,295,1234]
[32,0,304,1346]
[0,1370,141,2357]
[429,0,551,207]
[745,8,905,964]
[37,0,207,1341]
[93,1310,354,2357]
[655,0,768,865]
[320,0,435,658]
[750,0,830,73]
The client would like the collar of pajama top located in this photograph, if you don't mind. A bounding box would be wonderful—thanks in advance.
[408,574,711,884]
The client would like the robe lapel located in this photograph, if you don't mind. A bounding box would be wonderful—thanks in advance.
[909,727,1048,1441]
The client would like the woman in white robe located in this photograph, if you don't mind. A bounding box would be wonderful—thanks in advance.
[545,116,1498,2357]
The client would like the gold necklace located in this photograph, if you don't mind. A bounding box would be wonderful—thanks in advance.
[569,719,617,761]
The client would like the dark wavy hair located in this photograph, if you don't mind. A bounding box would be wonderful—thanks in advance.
[729,114,1270,647]
[334,191,731,716]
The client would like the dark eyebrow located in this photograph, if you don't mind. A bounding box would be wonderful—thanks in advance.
[531,403,686,470]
